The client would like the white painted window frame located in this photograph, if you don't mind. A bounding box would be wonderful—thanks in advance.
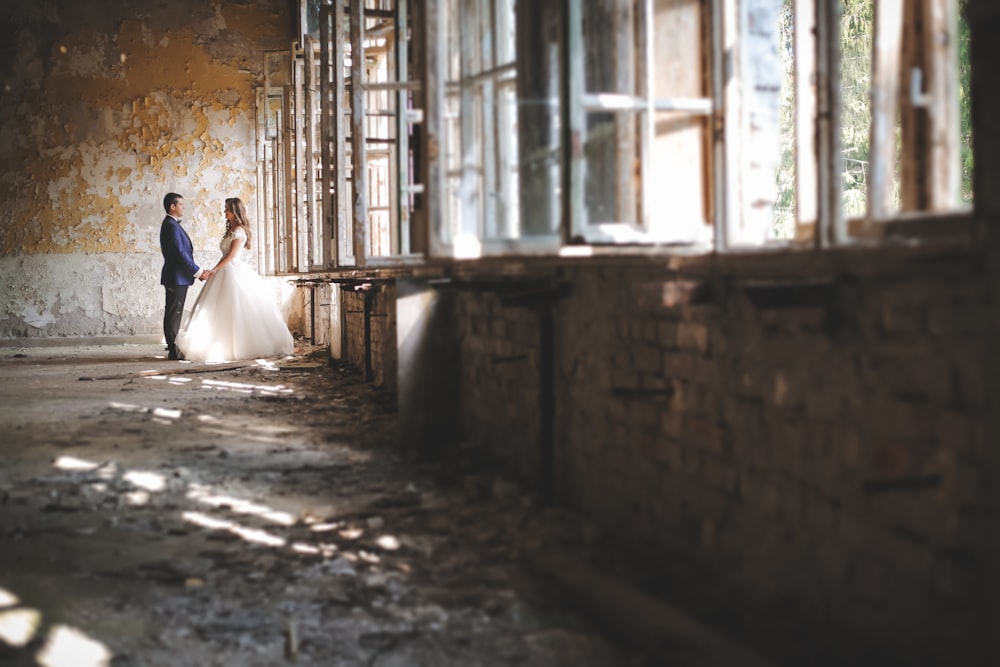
[565,0,719,247]
[258,0,970,275]
[424,0,524,259]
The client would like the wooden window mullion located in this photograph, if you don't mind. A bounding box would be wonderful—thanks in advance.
[869,0,903,222]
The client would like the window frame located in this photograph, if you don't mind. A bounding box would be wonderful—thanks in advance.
[258,0,974,278]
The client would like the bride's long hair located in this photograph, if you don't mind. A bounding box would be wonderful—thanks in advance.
[224,197,253,250]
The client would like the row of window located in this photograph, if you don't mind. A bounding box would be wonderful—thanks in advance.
[252,0,972,274]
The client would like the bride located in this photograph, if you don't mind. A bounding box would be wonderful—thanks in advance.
[175,197,294,363]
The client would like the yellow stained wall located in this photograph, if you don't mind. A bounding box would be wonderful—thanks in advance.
[0,0,293,338]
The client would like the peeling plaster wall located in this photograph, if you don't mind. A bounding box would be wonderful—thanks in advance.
[0,0,294,339]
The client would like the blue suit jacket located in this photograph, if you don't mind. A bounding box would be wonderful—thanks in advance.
[160,216,201,286]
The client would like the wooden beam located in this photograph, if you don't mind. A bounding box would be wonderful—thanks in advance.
[395,0,411,253]
[480,0,498,239]
[422,0,446,255]
[816,0,844,246]
[615,0,637,225]
[458,2,480,245]
[320,5,335,268]
[899,0,959,214]
[714,0,736,250]
[564,0,585,241]
[351,0,370,266]
[334,1,349,265]
[923,0,961,210]
[254,87,270,275]
[793,0,818,238]
[386,1,403,255]
[282,88,295,272]
[868,0,903,222]
[294,56,309,270]
[304,36,319,269]
[970,0,1000,213]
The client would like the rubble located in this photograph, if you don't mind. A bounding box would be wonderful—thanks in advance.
[0,343,643,666]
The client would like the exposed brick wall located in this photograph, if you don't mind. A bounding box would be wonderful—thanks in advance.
[455,290,542,483]
[340,283,396,390]
[369,284,397,390]
[342,288,367,375]
[339,244,989,662]
[445,248,988,663]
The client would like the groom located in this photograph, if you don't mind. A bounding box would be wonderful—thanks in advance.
[159,193,212,360]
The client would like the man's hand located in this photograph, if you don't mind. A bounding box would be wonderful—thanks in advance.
[199,270,214,281]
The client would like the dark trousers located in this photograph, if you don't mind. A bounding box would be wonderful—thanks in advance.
[163,285,189,355]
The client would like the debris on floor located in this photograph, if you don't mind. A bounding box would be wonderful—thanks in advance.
[0,343,646,666]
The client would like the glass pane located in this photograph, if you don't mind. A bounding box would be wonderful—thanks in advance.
[776,10,795,239]
[582,110,640,227]
[840,0,873,220]
[578,0,640,229]
[646,0,711,243]
[517,14,561,237]
[483,81,520,240]
[732,0,784,244]
[436,0,523,252]
[958,1,972,206]
[582,0,637,96]
[441,89,462,245]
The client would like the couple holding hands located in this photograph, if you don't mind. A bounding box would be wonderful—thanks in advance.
[159,192,293,363]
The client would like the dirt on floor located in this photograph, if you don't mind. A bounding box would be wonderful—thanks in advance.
[0,342,646,667]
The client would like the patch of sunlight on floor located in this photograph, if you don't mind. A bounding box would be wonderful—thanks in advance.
[292,543,320,555]
[151,407,182,420]
[309,521,342,533]
[96,464,118,480]
[36,625,111,667]
[376,535,401,551]
[192,412,299,442]
[291,542,337,558]
[53,456,100,471]
[107,401,145,412]
[106,401,185,423]
[182,511,287,548]
[0,588,18,608]
[125,490,150,506]
[52,462,158,504]
[201,378,294,395]
[199,378,250,394]
[186,489,296,526]
[123,471,166,492]
[0,608,40,646]
[195,425,297,445]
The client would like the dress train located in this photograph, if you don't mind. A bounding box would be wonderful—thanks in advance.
[176,230,293,362]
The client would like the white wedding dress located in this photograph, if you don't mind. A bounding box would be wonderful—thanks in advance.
[175,228,294,362]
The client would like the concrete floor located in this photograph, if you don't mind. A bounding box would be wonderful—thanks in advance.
[0,342,646,666]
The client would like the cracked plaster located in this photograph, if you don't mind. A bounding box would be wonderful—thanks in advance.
[0,251,298,339]
[0,0,291,339]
